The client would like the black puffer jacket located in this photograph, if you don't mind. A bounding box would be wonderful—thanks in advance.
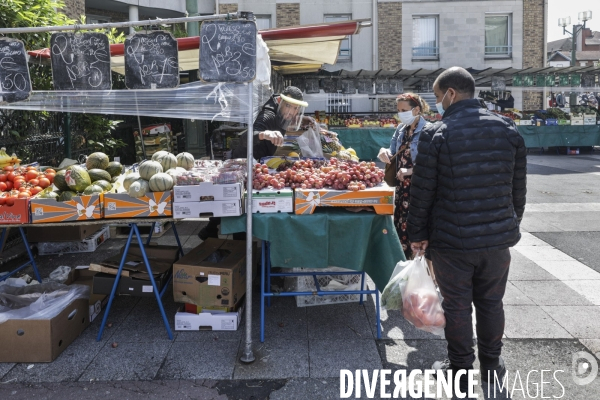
[407,99,527,252]
[232,95,283,160]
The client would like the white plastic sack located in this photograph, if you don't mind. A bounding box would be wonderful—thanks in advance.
[381,259,412,310]
[400,256,446,336]
[296,126,324,158]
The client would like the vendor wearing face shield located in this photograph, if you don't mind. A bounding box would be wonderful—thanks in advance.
[200,86,308,242]
[231,86,308,160]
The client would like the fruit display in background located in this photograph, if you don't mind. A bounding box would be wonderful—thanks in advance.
[139,160,163,180]
[0,165,56,201]
[176,152,194,170]
[0,148,22,169]
[86,152,110,170]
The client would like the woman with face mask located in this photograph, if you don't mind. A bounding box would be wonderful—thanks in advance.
[377,93,431,259]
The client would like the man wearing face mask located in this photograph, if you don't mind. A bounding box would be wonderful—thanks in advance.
[199,86,308,241]
[377,93,431,259]
[407,67,527,400]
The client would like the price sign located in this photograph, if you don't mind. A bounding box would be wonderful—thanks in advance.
[0,38,32,103]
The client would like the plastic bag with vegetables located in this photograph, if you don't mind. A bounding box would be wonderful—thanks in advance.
[381,260,412,310]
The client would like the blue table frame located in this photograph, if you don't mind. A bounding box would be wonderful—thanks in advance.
[259,241,381,342]
[0,227,42,283]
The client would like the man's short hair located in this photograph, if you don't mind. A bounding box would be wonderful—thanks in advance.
[282,86,304,101]
[434,67,475,97]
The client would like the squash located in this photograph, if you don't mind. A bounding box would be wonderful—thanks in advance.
[87,168,112,183]
[83,184,104,195]
[105,161,124,177]
[149,173,174,192]
[176,152,194,170]
[123,172,140,191]
[156,152,177,171]
[86,152,110,170]
[128,179,150,198]
[151,150,170,162]
[139,160,163,180]
[65,165,91,193]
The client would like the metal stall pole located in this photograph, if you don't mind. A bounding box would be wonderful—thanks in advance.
[240,81,255,364]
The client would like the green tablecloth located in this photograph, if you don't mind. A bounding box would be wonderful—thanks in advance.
[220,208,405,291]
[331,128,395,161]
[517,125,600,148]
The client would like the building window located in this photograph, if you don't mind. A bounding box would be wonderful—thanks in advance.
[324,14,351,60]
[485,14,512,57]
[255,15,271,30]
[412,15,439,59]
[327,93,352,114]
[86,15,111,24]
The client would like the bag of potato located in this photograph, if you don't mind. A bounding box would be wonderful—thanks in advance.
[400,256,445,336]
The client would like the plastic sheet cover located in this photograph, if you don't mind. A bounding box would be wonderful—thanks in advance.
[0,80,273,123]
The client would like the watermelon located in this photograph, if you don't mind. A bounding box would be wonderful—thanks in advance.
[128,179,149,198]
[83,184,104,195]
[53,170,70,191]
[149,173,174,192]
[176,152,194,170]
[151,150,169,162]
[105,161,123,177]
[86,152,109,170]
[87,168,112,183]
[156,152,177,171]
[59,191,77,202]
[65,165,91,193]
[139,160,163,180]
[123,172,141,191]
[93,180,113,191]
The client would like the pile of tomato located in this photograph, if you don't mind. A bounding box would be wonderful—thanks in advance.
[0,165,56,205]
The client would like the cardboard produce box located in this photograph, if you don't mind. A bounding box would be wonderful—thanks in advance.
[27,224,103,242]
[173,238,247,308]
[0,297,89,363]
[173,200,242,218]
[66,267,108,323]
[89,251,173,279]
[30,194,102,224]
[173,182,242,203]
[247,188,294,213]
[0,199,29,224]
[103,191,172,219]
[93,271,170,297]
[174,306,243,331]
[295,185,395,215]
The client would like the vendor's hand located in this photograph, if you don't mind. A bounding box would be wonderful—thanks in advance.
[397,167,413,181]
[260,130,284,146]
[378,148,393,164]
[410,240,429,256]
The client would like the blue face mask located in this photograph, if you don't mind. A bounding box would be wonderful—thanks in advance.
[436,90,453,116]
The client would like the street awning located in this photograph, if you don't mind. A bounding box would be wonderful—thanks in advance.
[27,20,370,75]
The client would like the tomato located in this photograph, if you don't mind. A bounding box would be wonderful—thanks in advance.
[19,186,30,192]
[28,178,39,186]
[6,172,15,182]
[5,197,15,206]
[0,193,6,205]
[44,168,56,174]
[44,172,55,183]
[13,180,25,190]
[30,186,42,195]
[3,166,13,172]
[26,170,39,181]
[0,182,6,192]
[26,166,37,171]
[0,174,6,183]
[5,181,13,191]
[38,177,51,188]
[17,192,30,199]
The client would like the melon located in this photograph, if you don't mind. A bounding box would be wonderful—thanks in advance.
[105,161,123,177]
[87,168,112,183]
[59,191,77,202]
[151,150,169,161]
[65,165,91,193]
[83,184,104,195]
[53,170,70,191]
[156,152,177,171]
[139,160,163,180]
[123,172,141,191]
[111,175,120,183]
[93,180,113,192]
[86,152,109,170]
[39,191,60,200]
[128,179,150,198]
[176,152,194,170]
[149,173,174,192]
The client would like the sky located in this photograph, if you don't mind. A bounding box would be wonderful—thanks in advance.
[547,0,599,43]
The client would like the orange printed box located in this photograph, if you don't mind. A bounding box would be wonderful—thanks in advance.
[0,199,30,225]
[103,191,172,219]
[30,195,102,224]
[294,185,395,215]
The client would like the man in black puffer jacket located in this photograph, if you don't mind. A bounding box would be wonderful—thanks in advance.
[407,67,526,400]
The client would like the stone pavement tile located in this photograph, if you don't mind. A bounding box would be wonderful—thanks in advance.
[78,341,172,381]
[514,246,574,262]
[309,339,382,378]
[109,295,181,343]
[268,378,342,400]
[536,261,600,280]
[579,339,600,359]
[542,306,600,339]
[520,216,563,233]
[0,363,14,381]
[251,296,308,340]
[500,339,600,399]
[156,340,238,380]
[79,296,141,343]
[504,306,572,339]
[366,306,443,340]
[508,250,558,281]
[183,235,202,250]
[1,338,107,383]
[376,339,448,371]
[233,339,309,379]
[306,302,374,340]
[515,232,553,247]
[561,280,600,305]
[503,281,536,305]
[511,281,594,306]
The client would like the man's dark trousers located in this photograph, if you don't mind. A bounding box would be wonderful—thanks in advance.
[430,248,511,379]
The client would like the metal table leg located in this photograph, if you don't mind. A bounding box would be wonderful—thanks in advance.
[0,227,42,283]
[266,241,272,307]
[260,241,266,343]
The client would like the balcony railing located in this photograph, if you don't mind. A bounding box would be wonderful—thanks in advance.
[485,45,512,56]
[412,47,439,58]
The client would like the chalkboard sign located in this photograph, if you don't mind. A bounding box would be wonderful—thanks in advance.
[124,31,179,89]
[0,38,32,104]
[341,79,356,94]
[199,20,257,83]
[491,76,506,91]
[357,79,373,94]
[375,80,390,94]
[305,78,320,94]
[389,79,403,94]
[50,32,111,90]
[322,79,337,93]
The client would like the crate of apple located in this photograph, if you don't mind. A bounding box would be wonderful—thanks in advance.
[379,118,397,127]
[0,165,55,204]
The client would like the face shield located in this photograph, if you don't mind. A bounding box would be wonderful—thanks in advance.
[276,94,308,131]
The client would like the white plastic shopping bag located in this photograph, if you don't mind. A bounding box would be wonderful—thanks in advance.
[381,260,412,310]
[296,125,324,158]
[401,257,446,336]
